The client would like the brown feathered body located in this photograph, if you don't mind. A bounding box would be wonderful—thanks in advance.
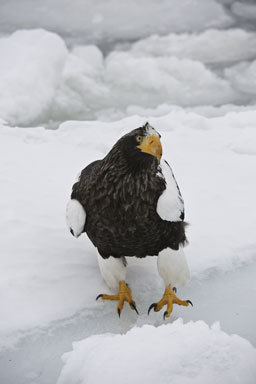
[71,127,186,259]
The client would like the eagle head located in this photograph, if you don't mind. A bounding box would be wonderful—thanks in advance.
[114,122,162,169]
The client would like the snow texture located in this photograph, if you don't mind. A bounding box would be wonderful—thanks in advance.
[1,27,256,126]
[0,29,68,126]
[57,320,256,384]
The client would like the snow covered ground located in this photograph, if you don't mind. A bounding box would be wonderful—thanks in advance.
[1,0,256,382]
[0,112,256,383]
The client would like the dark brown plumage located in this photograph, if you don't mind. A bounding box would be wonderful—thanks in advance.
[70,123,186,259]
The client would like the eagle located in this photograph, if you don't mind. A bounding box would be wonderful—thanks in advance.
[66,122,192,319]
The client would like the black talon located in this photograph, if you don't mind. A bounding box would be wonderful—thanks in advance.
[148,303,157,315]
[186,300,193,306]
[130,302,139,315]
[173,287,177,293]
[163,311,168,320]
[117,308,121,318]
[96,294,103,300]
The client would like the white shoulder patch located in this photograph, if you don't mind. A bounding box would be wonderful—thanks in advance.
[66,199,86,238]
[156,160,184,222]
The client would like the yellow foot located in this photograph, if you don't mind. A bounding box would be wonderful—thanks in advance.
[96,280,139,317]
[148,285,193,320]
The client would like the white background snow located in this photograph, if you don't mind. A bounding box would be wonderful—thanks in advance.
[0,1,256,383]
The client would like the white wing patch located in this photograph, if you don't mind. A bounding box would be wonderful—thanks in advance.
[157,160,184,222]
[66,199,86,238]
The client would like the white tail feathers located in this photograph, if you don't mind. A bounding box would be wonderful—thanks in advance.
[66,199,86,238]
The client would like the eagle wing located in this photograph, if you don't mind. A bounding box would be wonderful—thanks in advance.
[66,160,101,237]
[156,159,184,222]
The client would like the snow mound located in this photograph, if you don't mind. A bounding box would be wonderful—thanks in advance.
[104,53,236,105]
[2,27,256,126]
[52,27,256,122]
[0,29,68,126]
[57,320,256,384]
[52,45,240,122]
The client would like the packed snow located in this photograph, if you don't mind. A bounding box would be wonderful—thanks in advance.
[57,320,256,384]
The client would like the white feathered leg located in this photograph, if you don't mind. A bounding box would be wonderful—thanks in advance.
[97,253,127,289]
[96,253,138,316]
[157,246,190,289]
[148,247,192,319]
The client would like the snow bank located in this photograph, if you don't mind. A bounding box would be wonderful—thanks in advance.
[57,320,256,384]
[121,103,256,120]
[1,27,256,126]
[1,111,256,347]
[0,29,68,126]
[51,45,108,122]
[44,27,256,122]
[104,53,236,105]
[53,44,240,122]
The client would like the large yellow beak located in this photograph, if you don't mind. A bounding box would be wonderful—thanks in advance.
[138,135,162,163]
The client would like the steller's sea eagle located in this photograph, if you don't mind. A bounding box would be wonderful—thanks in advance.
[66,123,192,319]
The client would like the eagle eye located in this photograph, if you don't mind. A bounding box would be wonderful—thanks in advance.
[136,135,143,143]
